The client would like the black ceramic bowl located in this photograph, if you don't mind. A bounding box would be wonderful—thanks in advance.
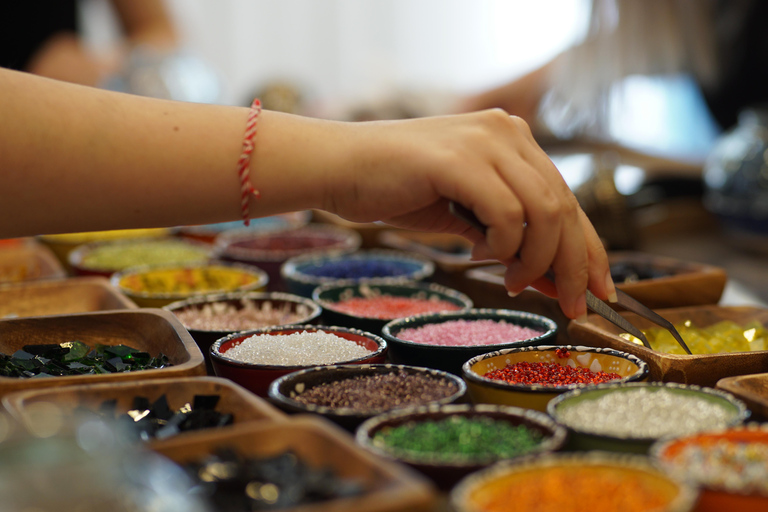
[280,249,435,297]
[164,291,322,375]
[355,403,566,489]
[312,281,473,335]
[381,309,558,375]
[267,363,467,431]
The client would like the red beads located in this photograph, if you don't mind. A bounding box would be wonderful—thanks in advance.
[483,361,622,386]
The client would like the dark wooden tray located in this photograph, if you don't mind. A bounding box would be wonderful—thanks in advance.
[0,276,137,319]
[0,309,206,396]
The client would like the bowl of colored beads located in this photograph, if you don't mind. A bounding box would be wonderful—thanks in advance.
[178,211,312,244]
[547,381,750,454]
[69,237,213,278]
[450,452,699,512]
[210,324,387,396]
[312,282,473,335]
[567,304,768,386]
[164,291,322,375]
[462,345,649,412]
[112,262,269,308]
[268,364,467,430]
[355,403,566,489]
[280,249,435,297]
[381,309,558,375]
[215,224,362,291]
[651,424,768,512]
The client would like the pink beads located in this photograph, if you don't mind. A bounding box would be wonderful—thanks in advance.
[396,319,544,347]
[331,296,461,319]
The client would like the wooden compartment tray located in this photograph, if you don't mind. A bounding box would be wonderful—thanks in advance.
[0,276,137,319]
[568,305,768,387]
[2,376,285,442]
[0,309,205,396]
[152,416,438,512]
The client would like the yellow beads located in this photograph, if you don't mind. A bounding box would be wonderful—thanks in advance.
[620,319,767,355]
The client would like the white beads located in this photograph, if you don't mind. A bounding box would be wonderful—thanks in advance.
[225,330,372,366]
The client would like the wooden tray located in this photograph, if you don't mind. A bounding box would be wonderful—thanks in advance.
[2,376,285,441]
[465,250,728,312]
[0,276,137,319]
[151,415,437,512]
[567,305,768,387]
[717,373,768,421]
[608,251,727,309]
[0,239,66,284]
[0,309,206,396]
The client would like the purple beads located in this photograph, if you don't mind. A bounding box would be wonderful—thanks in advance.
[300,259,417,279]
[396,319,544,347]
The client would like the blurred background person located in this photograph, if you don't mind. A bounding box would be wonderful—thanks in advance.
[0,0,220,103]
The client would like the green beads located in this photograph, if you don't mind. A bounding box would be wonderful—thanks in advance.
[371,415,543,462]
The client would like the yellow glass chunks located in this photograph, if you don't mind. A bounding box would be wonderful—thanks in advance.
[619,319,768,355]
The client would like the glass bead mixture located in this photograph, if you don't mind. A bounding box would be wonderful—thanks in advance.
[396,319,543,347]
[331,295,461,319]
[372,415,544,462]
[292,370,458,411]
[223,330,372,366]
[483,361,622,386]
[556,387,737,438]
[174,299,312,331]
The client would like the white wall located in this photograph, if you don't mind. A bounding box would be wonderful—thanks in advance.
[163,0,589,106]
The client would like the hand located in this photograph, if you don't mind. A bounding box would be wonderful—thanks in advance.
[322,109,615,319]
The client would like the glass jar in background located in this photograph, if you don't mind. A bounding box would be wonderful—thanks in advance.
[0,408,209,512]
[704,107,768,253]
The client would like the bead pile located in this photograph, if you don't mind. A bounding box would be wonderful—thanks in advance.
[119,266,259,295]
[556,387,737,438]
[483,361,622,386]
[228,232,344,253]
[79,239,209,271]
[469,464,680,512]
[174,299,313,331]
[300,259,415,279]
[331,295,461,319]
[223,330,373,366]
[372,415,544,462]
[292,370,459,411]
[396,319,543,347]
[663,437,768,495]
[620,319,768,354]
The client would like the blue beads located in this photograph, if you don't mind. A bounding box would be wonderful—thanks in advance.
[301,259,419,279]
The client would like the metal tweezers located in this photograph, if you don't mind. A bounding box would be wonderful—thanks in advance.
[448,201,692,355]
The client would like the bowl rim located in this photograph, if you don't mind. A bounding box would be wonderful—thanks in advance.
[461,344,649,394]
[214,223,362,262]
[311,281,474,321]
[546,381,751,442]
[209,323,388,371]
[180,210,313,237]
[267,363,468,417]
[111,261,269,300]
[449,451,700,512]
[163,291,322,333]
[68,236,213,273]
[355,402,567,468]
[649,422,768,498]
[380,308,558,352]
[280,249,436,287]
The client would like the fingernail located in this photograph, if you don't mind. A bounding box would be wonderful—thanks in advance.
[605,271,618,303]
[573,313,589,324]
[507,290,519,298]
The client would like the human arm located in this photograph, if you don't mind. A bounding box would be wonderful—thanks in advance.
[0,68,614,319]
